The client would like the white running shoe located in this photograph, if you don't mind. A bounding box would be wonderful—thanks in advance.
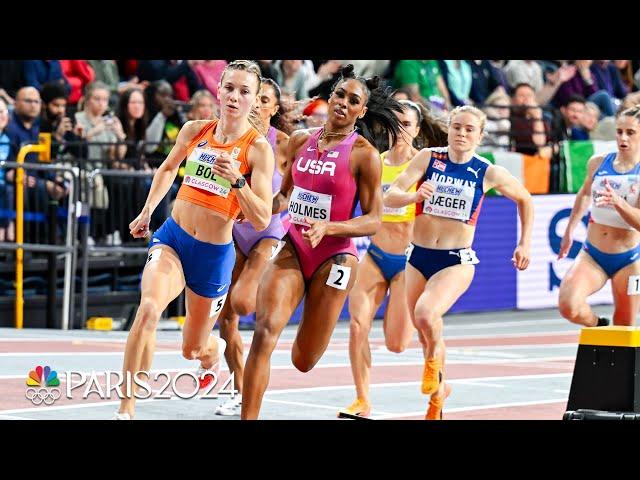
[112,411,131,420]
[215,395,242,416]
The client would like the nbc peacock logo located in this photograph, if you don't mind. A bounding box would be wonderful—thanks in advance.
[25,365,61,405]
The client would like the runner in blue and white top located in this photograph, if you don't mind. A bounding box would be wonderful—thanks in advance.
[559,104,640,330]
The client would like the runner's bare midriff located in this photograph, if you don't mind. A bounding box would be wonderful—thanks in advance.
[171,198,234,244]
[413,214,475,250]
[371,221,414,254]
[588,222,640,253]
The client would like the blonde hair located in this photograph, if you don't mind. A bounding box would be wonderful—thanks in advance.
[220,60,262,94]
[449,105,487,133]
[619,103,640,120]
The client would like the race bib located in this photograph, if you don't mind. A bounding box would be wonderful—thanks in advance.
[326,264,351,290]
[423,183,474,221]
[405,243,414,260]
[210,293,228,316]
[288,186,332,226]
[183,147,241,198]
[456,248,479,265]
[270,240,285,260]
[628,275,640,295]
[146,248,162,265]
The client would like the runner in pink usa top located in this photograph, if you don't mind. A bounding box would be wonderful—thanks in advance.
[287,128,359,280]
[241,64,405,419]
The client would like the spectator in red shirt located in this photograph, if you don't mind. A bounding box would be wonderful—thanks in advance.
[60,60,96,108]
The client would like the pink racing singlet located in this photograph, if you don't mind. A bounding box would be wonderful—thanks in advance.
[287,128,360,281]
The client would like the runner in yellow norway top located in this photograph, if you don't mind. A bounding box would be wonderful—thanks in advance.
[340,100,448,418]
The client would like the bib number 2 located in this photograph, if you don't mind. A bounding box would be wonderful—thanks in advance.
[326,264,351,290]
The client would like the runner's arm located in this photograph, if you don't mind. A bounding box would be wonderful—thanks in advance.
[236,138,275,231]
[384,148,432,208]
[141,120,200,215]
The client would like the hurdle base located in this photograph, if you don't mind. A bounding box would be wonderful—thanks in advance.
[563,409,640,420]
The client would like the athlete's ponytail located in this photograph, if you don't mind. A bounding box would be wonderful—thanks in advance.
[400,100,449,149]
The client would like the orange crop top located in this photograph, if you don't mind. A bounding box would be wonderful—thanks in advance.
[176,119,261,219]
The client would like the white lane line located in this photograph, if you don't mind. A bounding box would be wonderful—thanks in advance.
[264,372,572,395]
[0,397,159,415]
[330,318,572,333]
[0,351,182,357]
[0,355,575,380]
[0,414,32,420]
[0,372,572,416]
[451,380,505,388]
[446,343,577,351]
[372,398,568,419]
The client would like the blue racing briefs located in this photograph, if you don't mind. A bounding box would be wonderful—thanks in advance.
[407,243,479,280]
[149,216,235,298]
[367,242,407,282]
[583,240,640,277]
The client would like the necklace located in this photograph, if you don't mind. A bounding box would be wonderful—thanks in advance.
[318,126,356,143]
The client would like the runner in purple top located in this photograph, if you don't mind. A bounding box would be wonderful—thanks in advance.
[214,78,290,416]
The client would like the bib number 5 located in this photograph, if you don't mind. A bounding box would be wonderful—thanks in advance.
[210,293,228,317]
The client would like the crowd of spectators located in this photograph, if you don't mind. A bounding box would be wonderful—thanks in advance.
[1,59,639,246]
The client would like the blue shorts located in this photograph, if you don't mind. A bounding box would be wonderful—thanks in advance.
[583,240,640,277]
[367,242,407,282]
[407,243,479,280]
[149,217,235,298]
